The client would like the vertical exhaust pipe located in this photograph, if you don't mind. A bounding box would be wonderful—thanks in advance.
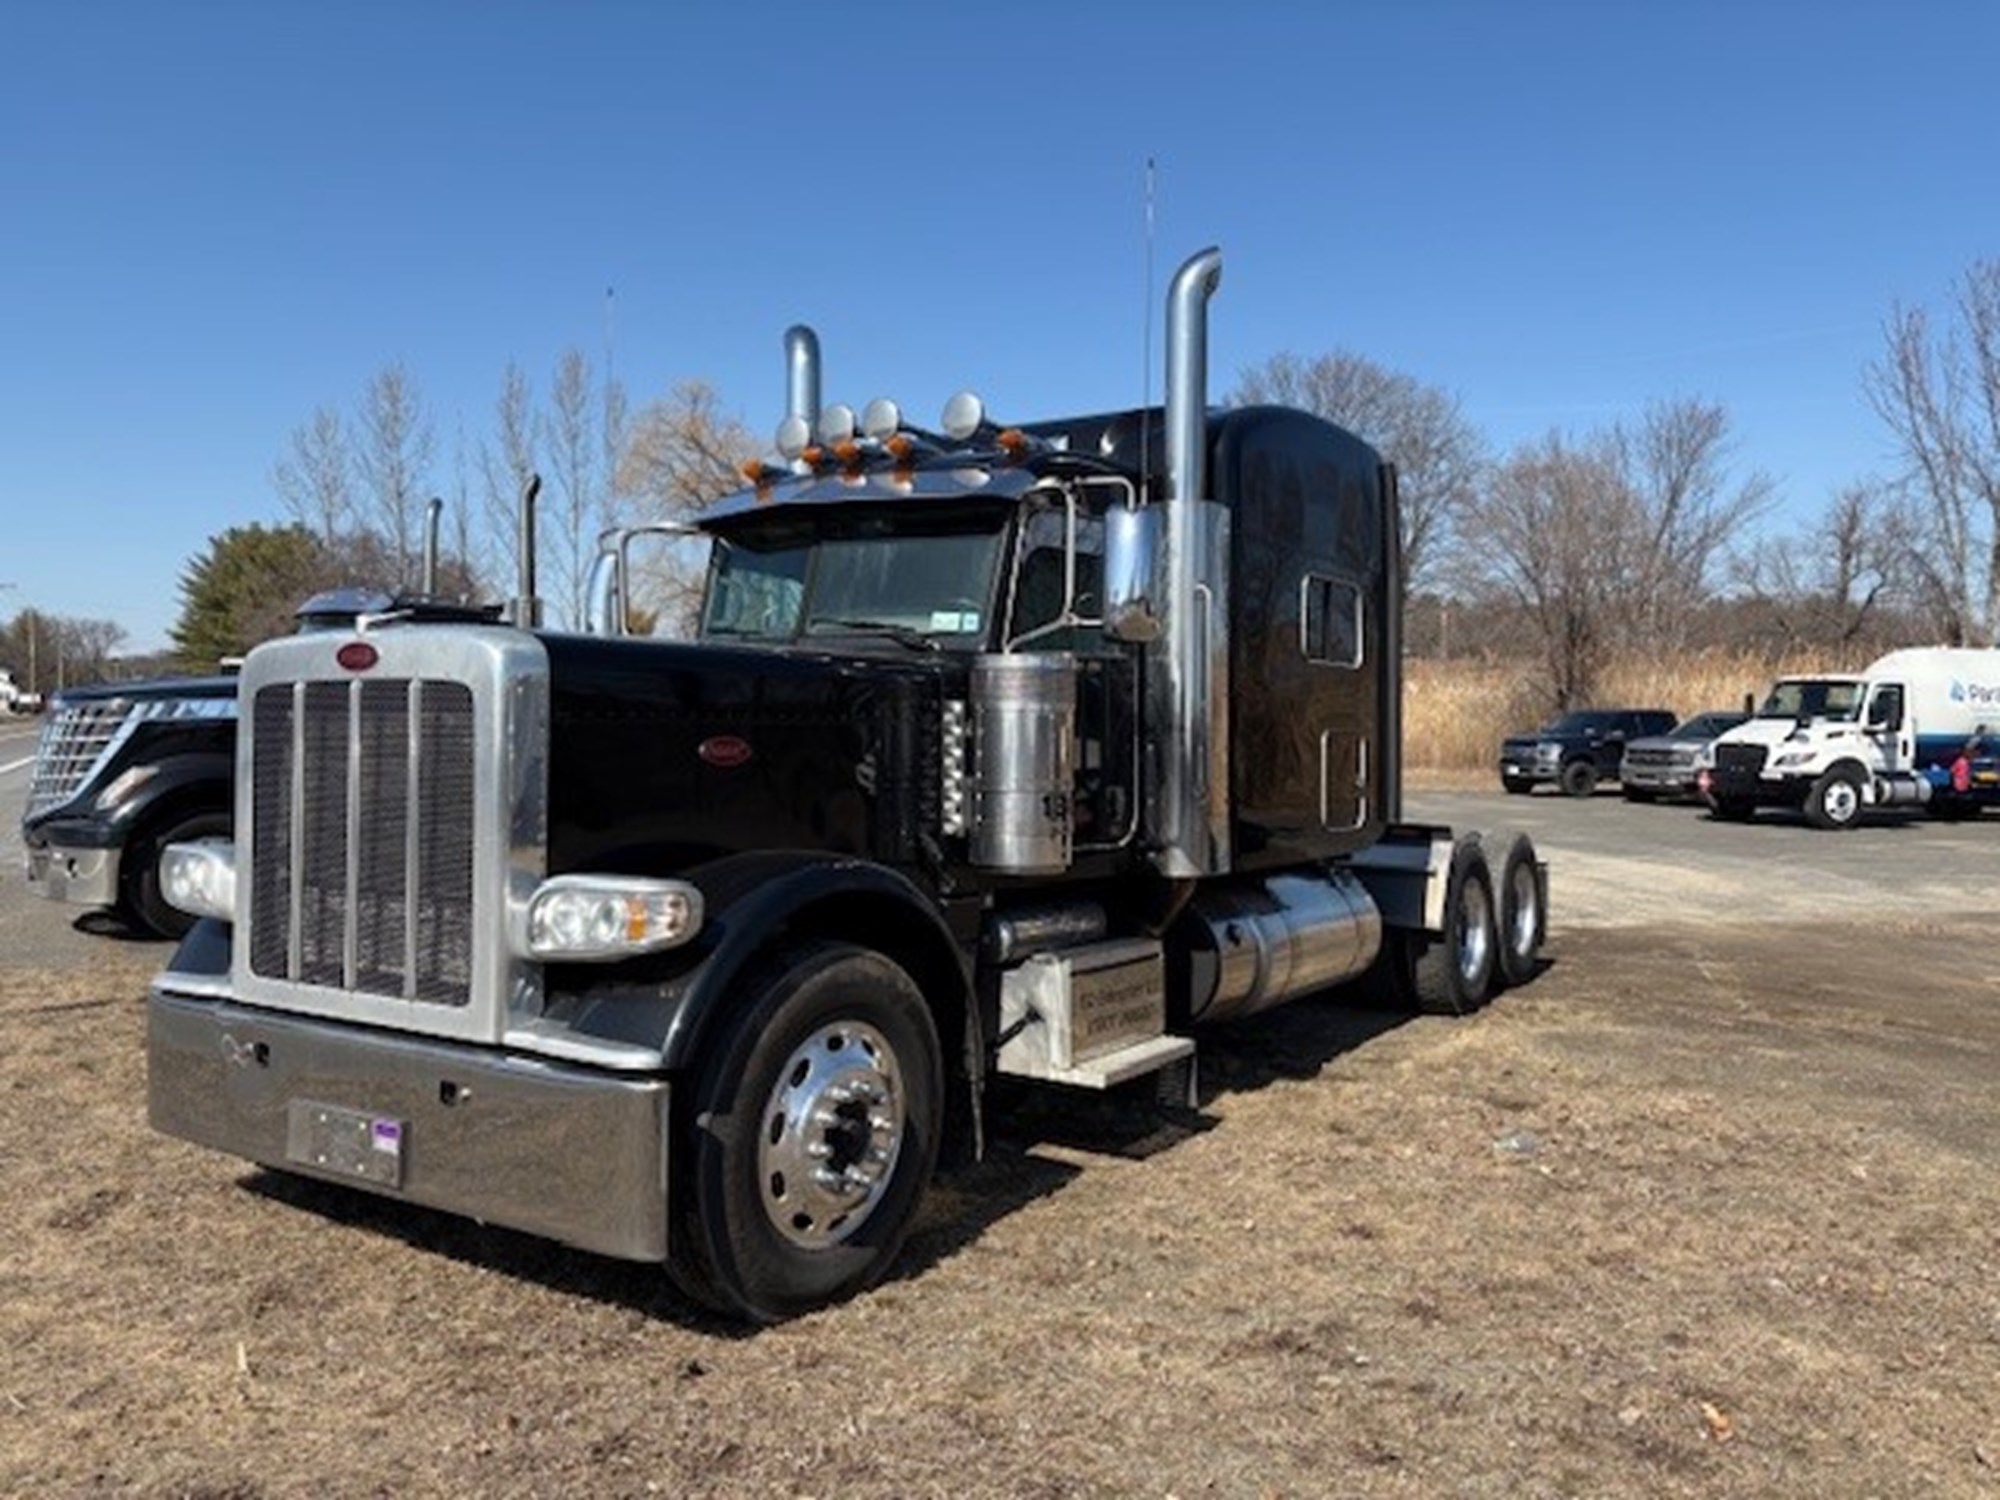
[421,496,443,595]
[1165,248,1222,511]
[513,473,543,627]
[1154,247,1231,877]
[785,325,821,432]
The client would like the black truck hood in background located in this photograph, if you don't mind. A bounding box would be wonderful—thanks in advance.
[539,634,955,878]
[48,673,237,708]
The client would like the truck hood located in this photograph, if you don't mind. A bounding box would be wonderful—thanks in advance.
[48,674,237,709]
[540,634,956,876]
[1713,716,1866,752]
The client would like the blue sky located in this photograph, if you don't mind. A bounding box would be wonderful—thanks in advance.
[2,1,1995,654]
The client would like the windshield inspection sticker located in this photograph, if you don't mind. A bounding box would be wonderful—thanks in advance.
[929,610,980,633]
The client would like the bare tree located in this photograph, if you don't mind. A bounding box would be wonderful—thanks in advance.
[1865,259,2000,645]
[1233,351,1484,600]
[478,363,537,604]
[1735,483,1897,653]
[1456,432,1638,708]
[272,406,354,544]
[540,348,621,630]
[616,380,759,636]
[354,362,436,587]
[1620,397,1774,647]
[1455,396,1772,706]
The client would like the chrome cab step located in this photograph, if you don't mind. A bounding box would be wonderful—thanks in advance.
[995,936,1195,1090]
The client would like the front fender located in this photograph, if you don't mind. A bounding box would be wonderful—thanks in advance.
[537,852,975,1074]
[103,751,235,839]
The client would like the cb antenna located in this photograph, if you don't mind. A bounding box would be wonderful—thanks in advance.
[1140,155,1157,495]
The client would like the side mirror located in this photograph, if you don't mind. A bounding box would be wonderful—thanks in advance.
[1102,505,1162,644]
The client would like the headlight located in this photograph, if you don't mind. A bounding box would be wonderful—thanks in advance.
[160,841,237,923]
[523,875,704,961]
[1772,750,1816,769]
[1535,742,1563,762]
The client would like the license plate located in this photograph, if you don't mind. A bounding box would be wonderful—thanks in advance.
[287,1100,406,1187]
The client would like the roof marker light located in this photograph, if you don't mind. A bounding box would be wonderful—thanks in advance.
[776,413,812,462]
[861,397,902,442]
[941,390,985,443]
[817,403,857,446]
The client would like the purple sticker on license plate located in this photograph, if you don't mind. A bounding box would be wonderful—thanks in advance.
[371,1120,403,1154]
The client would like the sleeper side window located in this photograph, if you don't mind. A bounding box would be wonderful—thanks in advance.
[1301,573,1362,668]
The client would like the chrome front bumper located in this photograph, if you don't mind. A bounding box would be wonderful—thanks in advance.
[148,984,672,1262]
[25,841,120,908]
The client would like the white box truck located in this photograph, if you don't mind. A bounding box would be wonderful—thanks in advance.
[1700,647,2000,828]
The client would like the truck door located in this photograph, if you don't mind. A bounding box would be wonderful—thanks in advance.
[1863,683,1910,772]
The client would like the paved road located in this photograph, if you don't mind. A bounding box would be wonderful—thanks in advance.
[1407,784,1995,928]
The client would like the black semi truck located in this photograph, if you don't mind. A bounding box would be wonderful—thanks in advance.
[147,248,1548,1321]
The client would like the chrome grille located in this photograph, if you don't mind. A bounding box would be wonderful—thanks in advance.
[24,700,134,818]
[248,677,477,1005]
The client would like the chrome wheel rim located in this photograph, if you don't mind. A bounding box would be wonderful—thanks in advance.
[758,1020,906,1249]
[1507,861,1540,958]
[1824,780,1859,823]
[1458,878,1494,987]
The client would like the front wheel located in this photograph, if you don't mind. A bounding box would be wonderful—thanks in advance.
[1805,767,1866,831]
[673,942,942,1323]
[1559,760,1598,798]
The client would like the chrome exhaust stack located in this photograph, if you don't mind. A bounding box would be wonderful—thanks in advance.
[421,496,443,596]
[512,473,543,627]
[1155,247,1232,877]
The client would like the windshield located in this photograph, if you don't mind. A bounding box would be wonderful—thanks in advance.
[1758,679,1863,721]
[1543,712,1613,735]
[1674,713,1746,738]
[701,521,1005,646]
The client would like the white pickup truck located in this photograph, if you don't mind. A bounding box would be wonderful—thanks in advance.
[1700,646,2000,828]
[1,668,42,716]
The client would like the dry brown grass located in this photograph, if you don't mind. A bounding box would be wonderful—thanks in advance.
[6,915,1999,1498]
[1402,649,1859,773]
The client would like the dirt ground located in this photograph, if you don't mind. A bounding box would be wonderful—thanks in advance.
[4,903,1997,1499]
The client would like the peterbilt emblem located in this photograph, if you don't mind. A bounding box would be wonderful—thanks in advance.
[698,735,754,769]
[336,641,379,672]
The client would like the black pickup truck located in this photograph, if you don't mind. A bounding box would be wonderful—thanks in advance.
[23,673,237,937]
[1498,708,1677,797]
[18,590,422,938]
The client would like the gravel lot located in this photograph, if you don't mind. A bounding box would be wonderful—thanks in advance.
[2,750,1996,1497]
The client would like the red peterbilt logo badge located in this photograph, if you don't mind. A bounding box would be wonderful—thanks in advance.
[335,642,379,672]
[697,735,754,769]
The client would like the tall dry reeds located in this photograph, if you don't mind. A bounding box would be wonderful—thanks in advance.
[1401,648,1852,772]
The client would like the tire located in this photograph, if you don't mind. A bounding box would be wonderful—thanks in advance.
[1493,833,1545,988]
[1412,837,1498,1016]
[1709,796,1757,822]
[672,941,942,1323]
[1804,767,1866,831]
[1501,776,1534,795]
[1559,760,1598,798]
[124,809,231,940]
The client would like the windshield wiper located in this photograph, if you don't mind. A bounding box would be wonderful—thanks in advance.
[812,618,942,652]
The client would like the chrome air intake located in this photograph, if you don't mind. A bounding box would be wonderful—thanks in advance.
[969,652,1076,874]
